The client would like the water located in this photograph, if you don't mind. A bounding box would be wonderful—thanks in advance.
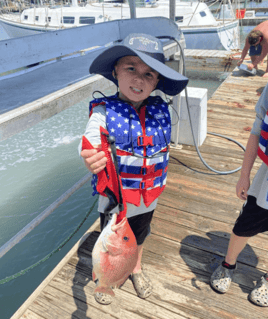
[0,8,267,317]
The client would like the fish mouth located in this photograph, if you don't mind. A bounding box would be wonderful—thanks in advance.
[101,214,118,251]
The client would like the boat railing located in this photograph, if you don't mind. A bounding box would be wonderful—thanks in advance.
[0,17,183,74]
[0,17,184,260]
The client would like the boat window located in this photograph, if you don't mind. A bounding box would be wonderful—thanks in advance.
[79,17,95,24]
[45,17,51,22]
[35,16,39,21]
[24,15,28,20]
[62,16,75,24]
[199,11,206,17]
[175,16,183,23]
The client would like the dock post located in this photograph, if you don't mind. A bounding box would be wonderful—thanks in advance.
[128,0,136,19]
[169,0,176,21]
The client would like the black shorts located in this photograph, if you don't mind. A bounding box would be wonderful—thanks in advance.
[100,210,154,245]
[233,196,268,237]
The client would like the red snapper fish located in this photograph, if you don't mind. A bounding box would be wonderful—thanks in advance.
[82,128,138,296]
[92,213,138,296]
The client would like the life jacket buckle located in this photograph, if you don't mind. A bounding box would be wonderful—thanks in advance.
[137,135,154,146]
[140,178,155,189]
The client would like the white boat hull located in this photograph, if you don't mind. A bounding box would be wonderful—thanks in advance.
[0,0,239,51]
[0,16,57,38]
[0,16,239,51]
[183,20,239,50]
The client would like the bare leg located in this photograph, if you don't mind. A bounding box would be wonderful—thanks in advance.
[132,245,143,274]
[225,232,249,265]
[251,56,258,69]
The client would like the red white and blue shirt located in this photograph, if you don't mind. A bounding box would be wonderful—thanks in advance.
[246,84,268,208]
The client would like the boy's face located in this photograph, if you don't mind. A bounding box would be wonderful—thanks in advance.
[114,56,159,107]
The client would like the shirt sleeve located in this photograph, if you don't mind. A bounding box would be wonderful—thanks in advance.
[78,105,106,155]
[251,85,268,137]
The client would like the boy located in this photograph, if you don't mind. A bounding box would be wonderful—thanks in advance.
[79,33,188,304]
[210,83,268,307]
[237,21,268,77]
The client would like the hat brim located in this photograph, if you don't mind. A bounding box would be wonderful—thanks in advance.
[89,45,188,96]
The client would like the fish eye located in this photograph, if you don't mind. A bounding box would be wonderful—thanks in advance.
[123,236,129,241]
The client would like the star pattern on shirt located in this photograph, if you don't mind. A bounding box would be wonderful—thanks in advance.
[91,95,171,158]
[89,95,171,195]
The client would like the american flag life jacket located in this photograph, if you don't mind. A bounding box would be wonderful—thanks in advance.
[89,94,171,207]
[258,110,268,166]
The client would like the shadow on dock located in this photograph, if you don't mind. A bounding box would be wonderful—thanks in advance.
[71,231,98,319]
[180,231,264,295]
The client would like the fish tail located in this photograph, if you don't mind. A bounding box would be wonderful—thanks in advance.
[94,286,115,297]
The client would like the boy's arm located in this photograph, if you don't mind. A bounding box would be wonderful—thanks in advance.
[236,134,259,200]
[236,84,268,199]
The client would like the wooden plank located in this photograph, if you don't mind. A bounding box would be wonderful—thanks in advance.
[176,49,237,72]
[48,264,189,319]
[19,309,45,319]
[30,285,117,319]
[66,251,247,319]
[69,235,267,319]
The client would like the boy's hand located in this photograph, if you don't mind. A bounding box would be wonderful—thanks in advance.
[236,175,250,200]
[81,144,107,174]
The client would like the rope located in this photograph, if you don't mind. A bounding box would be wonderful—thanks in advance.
[0,197,98,285]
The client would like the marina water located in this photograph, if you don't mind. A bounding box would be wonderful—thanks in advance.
[0,14,265,318]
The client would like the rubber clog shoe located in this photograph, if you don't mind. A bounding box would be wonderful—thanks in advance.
[210,264,236,294]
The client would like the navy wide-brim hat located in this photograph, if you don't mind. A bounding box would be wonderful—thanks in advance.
[89,33,188,96]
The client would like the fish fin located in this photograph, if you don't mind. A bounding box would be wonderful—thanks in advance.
[94,286,115,297]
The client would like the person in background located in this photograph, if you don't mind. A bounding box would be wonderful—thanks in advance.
[210,83,268,307]
[237,21,268,77]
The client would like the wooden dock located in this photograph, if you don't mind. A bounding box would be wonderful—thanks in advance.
[11,64,268,318]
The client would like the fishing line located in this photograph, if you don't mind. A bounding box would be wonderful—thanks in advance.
[158,36,246,175]
[0,198,98,285]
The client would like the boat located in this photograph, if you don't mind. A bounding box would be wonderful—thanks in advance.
[0,0,239,50]
[86,0,239,50]
[0,0,109,38]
